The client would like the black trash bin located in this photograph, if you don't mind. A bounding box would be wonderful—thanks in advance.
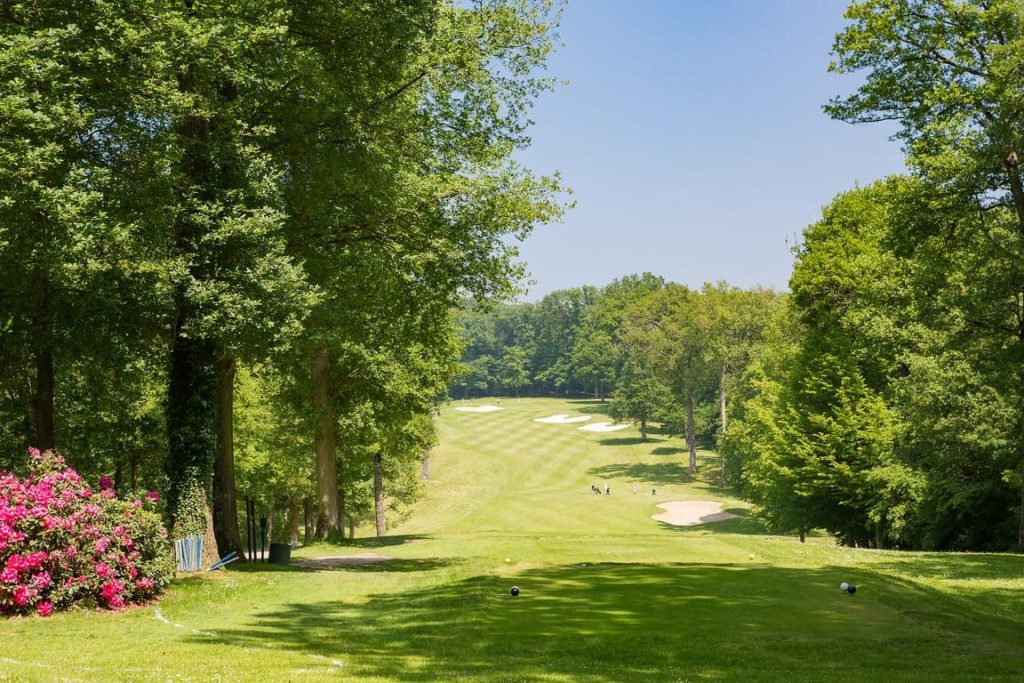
[268,542,291,565]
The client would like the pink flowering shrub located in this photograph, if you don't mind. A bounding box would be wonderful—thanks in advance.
[0,449,173,616]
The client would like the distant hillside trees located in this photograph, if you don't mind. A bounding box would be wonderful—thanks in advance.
[454,277,780,463]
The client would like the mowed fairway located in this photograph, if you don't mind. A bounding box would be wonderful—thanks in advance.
[1,398,1023,682]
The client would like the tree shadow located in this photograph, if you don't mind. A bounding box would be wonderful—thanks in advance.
[596,436,664,447]
[292,557,457,573]
[587,462,692,486]
[650,446,685,456]
[346,534,430,549]
[299,534,430,552]
[190,562,1024,681]
[565,400,611,416]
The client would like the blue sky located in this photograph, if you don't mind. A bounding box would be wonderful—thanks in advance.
[514,0,906,300]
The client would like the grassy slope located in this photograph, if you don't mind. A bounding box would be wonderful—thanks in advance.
[1,397,1022,682]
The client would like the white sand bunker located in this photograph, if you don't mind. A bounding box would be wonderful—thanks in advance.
[578,421,631,432]
[454,405,503,413]
[652,500,740,527]
[533,414,592,424]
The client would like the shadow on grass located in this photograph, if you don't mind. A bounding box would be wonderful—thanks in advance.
[297,534,430,552]
[292,557,457,573]
[565,400,611,416]
[345,534,430,549]
[588,461,692,486]
[597,436,664,447]
[192,562,1024,681]
[650,446,685,456]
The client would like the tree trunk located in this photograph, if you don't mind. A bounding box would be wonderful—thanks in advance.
[213,352,244,560]
[288,497,299,548]
[245,496,256,560]
[686,390,697,474]
[719,366,728,486]
[303,496,314,544]
[114,458,123,492]
[1018,452,1023,549]
[719,366,728,434]
[166,50,218,566]
[200,498,219,568]
[130,450,138,491]
[421,454,430,480]
[349,515,355,540]
[640,417,648,442]
[312,346,342,541]
[266,500,274,550]
[374,452,385,537]
[165,323,218,567]
[338,486,347,541]
[32,346,55,451]
[1003,151,1024,233]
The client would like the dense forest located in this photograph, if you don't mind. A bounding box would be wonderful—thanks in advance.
[0,0,566,559]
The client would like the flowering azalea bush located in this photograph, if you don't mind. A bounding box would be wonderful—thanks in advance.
[0,449,173,616]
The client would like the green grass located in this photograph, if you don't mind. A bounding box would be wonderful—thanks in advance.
[2,397,1023,681]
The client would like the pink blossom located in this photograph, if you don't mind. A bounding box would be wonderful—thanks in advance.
[93,538,111,555]
[12,584,30,606]
[64,545,77,559]
[145,491,160,503]
[94,562,113,579]
[31,571,51,590]
[27,447,41,460]
[100,580,124,608]
[135,577,156,592]
[0,568,17,583]
[131,500,142,509]
[99,489,116,500]
[98,475,113,490]
[36,600,53,617]
[80,487,93,499]
[26,551,47,570]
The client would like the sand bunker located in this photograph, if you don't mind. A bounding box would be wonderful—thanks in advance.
[292,553,392,569]
[578,421,631,432]
[652,501,740,527]
[533,414,592,424]
[454,405,503,413]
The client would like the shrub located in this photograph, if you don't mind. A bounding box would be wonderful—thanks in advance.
[0,448,174,616]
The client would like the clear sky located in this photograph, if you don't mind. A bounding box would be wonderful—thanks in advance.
[514,0,906,301]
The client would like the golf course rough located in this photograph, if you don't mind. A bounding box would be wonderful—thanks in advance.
[0,397,1021,682]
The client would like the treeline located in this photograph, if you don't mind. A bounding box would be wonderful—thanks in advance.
[722,1,1024,552]
[454,277,782,469]
[0,1,564,558]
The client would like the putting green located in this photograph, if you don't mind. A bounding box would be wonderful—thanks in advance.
[0,397,1021,682]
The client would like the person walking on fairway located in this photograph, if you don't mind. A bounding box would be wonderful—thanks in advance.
[604,483,610,496]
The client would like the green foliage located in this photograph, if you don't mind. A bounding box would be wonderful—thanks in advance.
[820,0,1024,548]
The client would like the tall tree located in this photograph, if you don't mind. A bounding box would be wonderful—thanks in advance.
[829,0,1024,547]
